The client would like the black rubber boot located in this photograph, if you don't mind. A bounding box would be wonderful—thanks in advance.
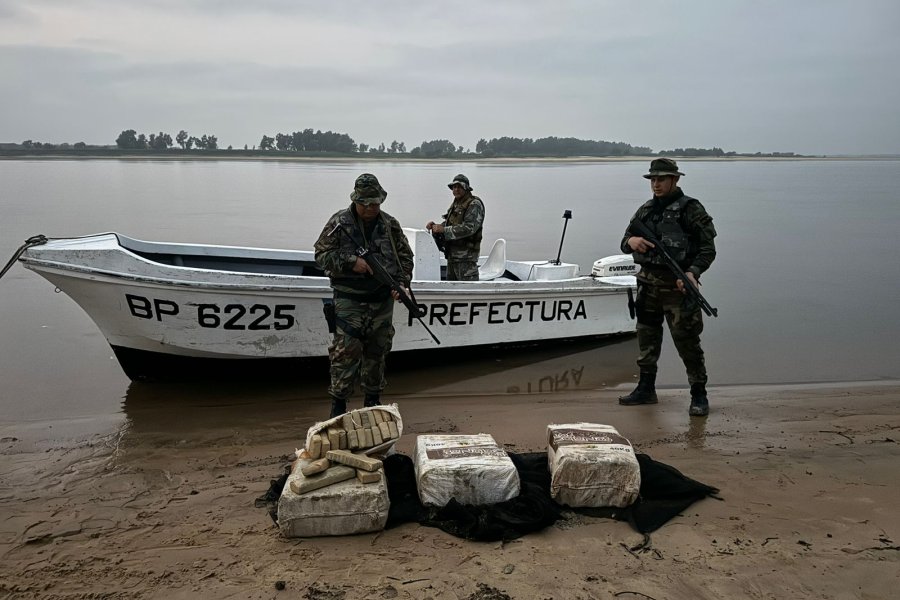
[329,396,347,419]
[689,383,709,417]
[363,393,381,408]
[619,372,658,405]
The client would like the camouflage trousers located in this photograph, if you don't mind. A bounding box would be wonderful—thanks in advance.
[447,260,479,281]
[327,296,395,401]
[634,282,707,384]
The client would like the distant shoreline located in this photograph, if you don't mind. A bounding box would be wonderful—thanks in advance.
[1,153,897,163]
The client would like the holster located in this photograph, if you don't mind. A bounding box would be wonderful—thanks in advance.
[322,299,336,333]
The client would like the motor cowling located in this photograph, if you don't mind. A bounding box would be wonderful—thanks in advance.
[591,254,639,277]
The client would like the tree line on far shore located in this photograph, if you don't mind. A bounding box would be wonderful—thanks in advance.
[113,128,659,157]
[1,128,800,158]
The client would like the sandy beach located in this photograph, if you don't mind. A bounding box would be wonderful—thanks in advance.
[1,381,898,599]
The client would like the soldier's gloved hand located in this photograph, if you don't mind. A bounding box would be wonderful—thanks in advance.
[627,236,655,254]
[677,271,699,294]
[352,257,373,274]
[390,287,410,302]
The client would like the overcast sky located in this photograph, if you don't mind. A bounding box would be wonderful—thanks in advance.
[2,0,898,155]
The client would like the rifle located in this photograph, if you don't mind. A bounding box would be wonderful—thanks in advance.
[431,230,447,254]
[330,223,441,344]
[628,218,718,318]
[328,223,441,346]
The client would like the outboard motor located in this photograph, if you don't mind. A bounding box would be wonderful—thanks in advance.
[591,255,639,277]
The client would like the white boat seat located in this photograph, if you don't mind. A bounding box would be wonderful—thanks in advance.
[478,239,507,281]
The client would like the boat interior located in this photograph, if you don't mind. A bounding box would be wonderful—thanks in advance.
[130,248,319,276]
[119,229,583,282]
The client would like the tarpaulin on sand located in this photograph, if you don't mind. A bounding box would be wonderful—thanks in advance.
[258,451,718,541]
[383,452,719,542]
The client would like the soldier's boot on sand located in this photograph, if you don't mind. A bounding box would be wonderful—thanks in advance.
[329,396,347,419]
[618,372,658,405]
[689,383,710,417]
[363,393,381,408]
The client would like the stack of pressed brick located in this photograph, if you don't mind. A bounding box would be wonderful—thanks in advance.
[289,449,385,494]
[277,406,401,537]
[306,408,400,458]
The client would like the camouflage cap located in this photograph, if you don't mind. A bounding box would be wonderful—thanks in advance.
[643,158,685,179]
[447,173,472,191]
[350,173,387,204]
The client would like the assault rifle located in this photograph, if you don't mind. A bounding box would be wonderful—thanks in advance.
[628,218,718,318]
[354,246,440,344]
[330,223,441,344]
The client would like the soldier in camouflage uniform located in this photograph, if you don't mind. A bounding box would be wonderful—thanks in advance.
[426,174,485,281]
[314,174,414,418]
[618,158,717,417]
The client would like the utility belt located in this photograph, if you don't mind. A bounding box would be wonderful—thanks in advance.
[630,280,699,318]
[332,288,392,303]
[636,266,681,290]
[322,288,392,339]
[445,238,481,254]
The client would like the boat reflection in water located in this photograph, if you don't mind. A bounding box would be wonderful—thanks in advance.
[120,336,637,440]
[392,336,637,398]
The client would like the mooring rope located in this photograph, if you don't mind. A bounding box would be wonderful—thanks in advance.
[0,235,49,281]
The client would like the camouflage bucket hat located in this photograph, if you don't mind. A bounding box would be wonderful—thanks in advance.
[447,173,472,191]
[643,158,685,179]
[350,173,387,204]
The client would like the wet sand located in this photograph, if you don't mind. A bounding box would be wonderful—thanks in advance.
[1,381,898,599]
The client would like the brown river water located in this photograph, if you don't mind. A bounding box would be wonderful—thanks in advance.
[1,157,899,447]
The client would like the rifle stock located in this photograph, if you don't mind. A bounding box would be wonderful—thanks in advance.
[629,218,718,318]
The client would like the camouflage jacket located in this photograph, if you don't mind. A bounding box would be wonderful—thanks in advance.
[314,205,414,297]
[621,188,717,287]
[442,193,485,262]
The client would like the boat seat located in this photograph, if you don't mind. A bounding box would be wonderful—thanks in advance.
[478,239,507,281]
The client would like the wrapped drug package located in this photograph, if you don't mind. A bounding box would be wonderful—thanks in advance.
[276,404,401,537]
[414,433,520,507]
[547,423,640,508]
[277,458,389,537]
[304,404,403,459]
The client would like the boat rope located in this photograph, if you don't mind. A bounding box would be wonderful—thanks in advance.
[0,234,48,281]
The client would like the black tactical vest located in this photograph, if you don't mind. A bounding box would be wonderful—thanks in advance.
[329,209,406,290]
[633,195,693,267]
[444,194,483,254]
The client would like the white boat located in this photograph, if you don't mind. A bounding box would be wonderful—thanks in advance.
[17,229,637,380]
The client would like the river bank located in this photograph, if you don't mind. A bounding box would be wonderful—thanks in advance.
[1,381,897,599]
[2,152,864,163]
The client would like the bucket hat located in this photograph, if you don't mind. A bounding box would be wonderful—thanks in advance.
[643,158,685,179]
[447,174,472,191]
[350,173,387,204]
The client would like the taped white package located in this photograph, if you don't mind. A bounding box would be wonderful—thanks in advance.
[414,433,520,507]
[547,423,640,508]
[277,458,389,537]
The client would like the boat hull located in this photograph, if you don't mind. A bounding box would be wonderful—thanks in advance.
[20,233,636,380]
